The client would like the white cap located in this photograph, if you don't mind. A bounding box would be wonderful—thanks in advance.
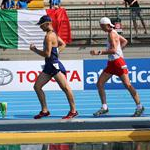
[100,17,114,27]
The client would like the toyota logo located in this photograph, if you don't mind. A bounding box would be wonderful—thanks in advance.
[0,68,13,86]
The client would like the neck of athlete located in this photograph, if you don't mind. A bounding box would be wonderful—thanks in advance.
[47,25,54,33]
[108,28,113,33]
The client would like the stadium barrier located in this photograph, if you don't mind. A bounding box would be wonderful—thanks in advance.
[66,7,150,45]
[0,58,150,91]
[0,7,150,49]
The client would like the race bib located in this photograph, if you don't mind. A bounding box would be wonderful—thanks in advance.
[53,63,59,69]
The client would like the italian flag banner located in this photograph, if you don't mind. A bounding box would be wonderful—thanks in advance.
[0,8,72,50]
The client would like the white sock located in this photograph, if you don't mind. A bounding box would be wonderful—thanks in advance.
[102,104,108,110]
[137,104,142,109]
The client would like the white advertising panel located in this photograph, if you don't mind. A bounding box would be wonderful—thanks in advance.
[0,60,83,91]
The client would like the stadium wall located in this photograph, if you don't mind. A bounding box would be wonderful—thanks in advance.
[0,58,150,91]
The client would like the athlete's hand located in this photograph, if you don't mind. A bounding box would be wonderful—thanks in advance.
[30,44,37,52]
[90,50,99,55]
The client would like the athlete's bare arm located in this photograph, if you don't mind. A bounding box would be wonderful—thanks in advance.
[45,33,53,57]
[90,31,118,55]
[57,36,66,52]
[30,33,52,57]
[106,31,118,54]
[119,35,128,50]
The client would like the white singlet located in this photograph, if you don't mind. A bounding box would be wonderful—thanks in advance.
[106,29,124,61]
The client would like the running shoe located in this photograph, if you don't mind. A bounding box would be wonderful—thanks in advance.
[132,106,144,117]
[0,102,7,118]
[34,111,50,119]
[62,111,78,119]
[93,107,109,117]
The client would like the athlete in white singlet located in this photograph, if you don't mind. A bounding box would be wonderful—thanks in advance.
[90,17,144,117]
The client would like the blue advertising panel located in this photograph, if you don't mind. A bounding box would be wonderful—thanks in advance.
[84,58,150,89]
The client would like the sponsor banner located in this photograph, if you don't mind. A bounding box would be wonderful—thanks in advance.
[0,60,83,91]
[84,58,150,89]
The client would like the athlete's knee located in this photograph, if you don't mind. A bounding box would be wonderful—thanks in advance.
[34,83,42,91]
[125,83,138,96]
[124,82,132,89]
[62,85,71,93]
[33,84,38,91]
[97,81,104,89]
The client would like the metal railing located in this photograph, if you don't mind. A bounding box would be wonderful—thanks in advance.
[66,7,150,45]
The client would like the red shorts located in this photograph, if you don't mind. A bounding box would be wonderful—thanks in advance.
[104,57,128,77]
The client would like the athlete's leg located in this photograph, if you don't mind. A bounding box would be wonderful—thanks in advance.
[120,73,144,116]
[120,73,140,105]
[132,10,138,35]
[138,13,147,34]
[97,71,112,106]
[93,71,112,116]
[54,71,76,113]
[133,20,138,35]
[34,72,52,112]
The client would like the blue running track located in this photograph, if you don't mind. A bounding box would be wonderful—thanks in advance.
[0,89,150,119]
